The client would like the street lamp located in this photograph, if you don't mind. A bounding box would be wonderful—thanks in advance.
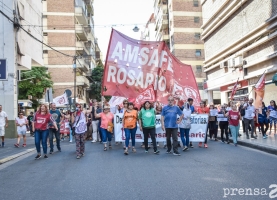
[133,26,139,32]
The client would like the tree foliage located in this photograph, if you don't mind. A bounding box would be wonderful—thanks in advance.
[18,67,53,108]
[90,62,111,102]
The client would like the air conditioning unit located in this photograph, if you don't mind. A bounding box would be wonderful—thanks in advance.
[220,61,228,68]
[229,58,235,68]
[234,56,243,67]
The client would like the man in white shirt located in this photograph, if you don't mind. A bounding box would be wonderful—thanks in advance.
[243,98,256,139]
[0,105,8,147]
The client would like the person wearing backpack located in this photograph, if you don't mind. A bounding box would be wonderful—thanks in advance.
[139,101,160,154]
[239,98,251,135]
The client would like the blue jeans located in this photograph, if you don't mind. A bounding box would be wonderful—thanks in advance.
[35,129,49,154]
[69,128,73,141]
[101,128,112,144]
[49,127,61,151]
[124,126,137,148]
[180,128,190,147]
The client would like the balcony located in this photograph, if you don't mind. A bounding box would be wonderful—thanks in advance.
[76,24,88,41]
[77,75,90,87]
[85,17,95,42]
[76,41,90,55]
[75,2,88,25]
[76,58,89,72]
[85,0,94,15]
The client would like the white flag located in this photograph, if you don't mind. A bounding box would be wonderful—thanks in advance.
[53,93,68,106]
[108,96,126,107]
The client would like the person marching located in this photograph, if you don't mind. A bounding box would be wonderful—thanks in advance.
[267,100,277,135]
[218,105,229,143]
[161,96,183,156]
[27,112,34,137]
[95,105,114,151]
[14,111,28,147]
[139,101,160,154]
[197,101,209,148]
[243,98,256,139]
[32,104,58,159]
[208,104,218,141]
[179,102,192,152]
[225,104,241,146]
[72,103,90,159]
[258,102,269,139]
[122,102,138,155]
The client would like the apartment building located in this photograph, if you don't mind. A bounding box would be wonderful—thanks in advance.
[0,0,44,137]
[153,0,208,101]
[141,14,156,41]
[202,0,277,105]
[43,0,96,104]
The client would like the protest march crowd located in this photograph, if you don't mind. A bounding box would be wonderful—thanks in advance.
[0,95,276,159]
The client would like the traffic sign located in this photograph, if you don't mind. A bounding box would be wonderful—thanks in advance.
[0,59,7,80]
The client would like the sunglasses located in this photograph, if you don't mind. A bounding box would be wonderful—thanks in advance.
[168,99,174,102]
[19,114,23,115]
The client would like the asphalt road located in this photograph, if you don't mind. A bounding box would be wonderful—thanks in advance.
[0,140,277,200]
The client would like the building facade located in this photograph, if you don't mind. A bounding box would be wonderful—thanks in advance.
[153,0,208,100]
[202,0,277,105]
[0,0,43,137]
[43,0,96,104]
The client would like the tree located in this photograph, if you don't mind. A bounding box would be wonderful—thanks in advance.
[19,67,53,108]
[90,62,111,102]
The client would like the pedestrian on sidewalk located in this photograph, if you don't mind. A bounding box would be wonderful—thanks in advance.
[179,102,192,152]
[14,111,28,147]
[258,102,269,139]
[225,104,241,146]
[139,101,159,154]
[161,96,183,156]
[243,98,257,139]
[27,112,34,137]
[91,100,101,143]
[219,105,229,143]
[73,103,90,159]
[95,105,114,151]
[0,105,8,147]
[197,101,210,148]
[33,104,58,159]
[123,102,138,155]
[267,100,277,135]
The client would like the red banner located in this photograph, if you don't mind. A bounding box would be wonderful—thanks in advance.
[102,29,201,106]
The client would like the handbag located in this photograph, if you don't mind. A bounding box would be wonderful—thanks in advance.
[72,115,81,136]
[107,121,114,134]
[183,118,191,129]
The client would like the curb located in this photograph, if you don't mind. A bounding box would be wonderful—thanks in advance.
[0,148,36,165]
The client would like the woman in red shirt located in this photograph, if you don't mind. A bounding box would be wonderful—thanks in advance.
[226,104,241,146]
[196,101,209,148]
[32,104,58,159]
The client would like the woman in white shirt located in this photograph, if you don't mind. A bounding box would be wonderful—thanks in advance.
[179,102,192,151]
[14,111,28,147]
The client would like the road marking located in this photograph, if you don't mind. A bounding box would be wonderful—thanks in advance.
[0,148,36,165]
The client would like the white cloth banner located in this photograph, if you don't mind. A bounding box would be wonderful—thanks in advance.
[53,93,68,106]
[108,96,126,107]
[114,114,208,143]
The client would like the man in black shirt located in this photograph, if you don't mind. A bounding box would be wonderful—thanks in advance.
[27,112,34,136]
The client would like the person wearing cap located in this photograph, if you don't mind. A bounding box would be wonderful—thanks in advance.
[139,101,160,154]
[161,96,183,156]
[95,105,114,151]
[122,102,138,155]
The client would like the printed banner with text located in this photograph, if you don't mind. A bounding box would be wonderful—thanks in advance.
[114,114,208,143]
[102,29,201,106]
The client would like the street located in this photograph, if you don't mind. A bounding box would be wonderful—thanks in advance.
[0,141,277,200]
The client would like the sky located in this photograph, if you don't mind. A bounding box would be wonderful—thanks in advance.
[94,0,154,60]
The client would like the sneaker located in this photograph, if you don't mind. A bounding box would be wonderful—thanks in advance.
[115,142,119,145]
[132,147,136,153]
[234,143,237,146]
[156,142,159,147]
[91,140,96,143]
[263,136,267,139]
[35,155,41,160]
[246,136,250,139]
[189,143,194,148]
[22,144,26,147]
[109,145,112,149]
[166,150,172,154]
[81,153,85,157]
[227,141,230,144]
[14,143,19,148]
[251,136,257,139]
[44,155,48,159]
[204,144,208,148]
[266,135,269,137]
[183,146,188,151]
[124,149,129,155]
[141,144,145,148]
[49,150,53,154]
[145,150,148,153]
[173,151,181,156]
[221,140,225,143]
[76,155,81,159]
[198,142,202,147]
[154,150,160,154]
[215,138,218,141]
[69,140,72,143]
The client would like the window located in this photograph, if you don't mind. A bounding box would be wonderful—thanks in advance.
[196,65,202,73]
[43,50,48,54]
[194,16,200,23]
[194,33,201,39]
[43,33,48,36]
[195,49,201,57]
[193,0,199,7]
[197,82,203,90]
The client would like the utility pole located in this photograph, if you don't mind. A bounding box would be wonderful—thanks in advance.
[73,56,77,107]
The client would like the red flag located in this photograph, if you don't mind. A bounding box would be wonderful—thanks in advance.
[254,73,266,109]
[134,84,156,108]
[230,79,239,100]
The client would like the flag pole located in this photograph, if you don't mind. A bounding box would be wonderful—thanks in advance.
[230,77,239,101]
[248,70,266,97]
